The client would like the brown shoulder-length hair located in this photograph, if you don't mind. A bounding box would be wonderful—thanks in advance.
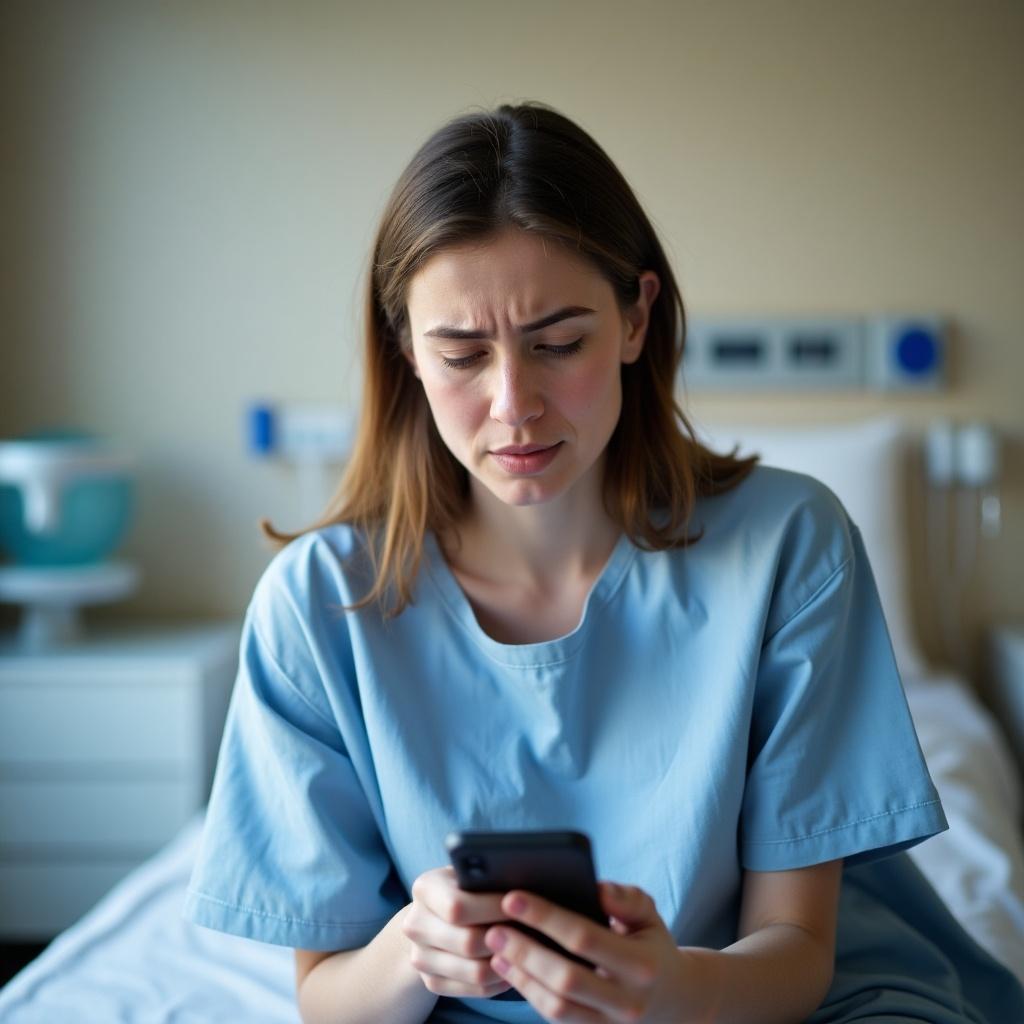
[260,100,757,616]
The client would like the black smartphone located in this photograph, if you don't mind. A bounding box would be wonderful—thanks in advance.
[445,829,608,969]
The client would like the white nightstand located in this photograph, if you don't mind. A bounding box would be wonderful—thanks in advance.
[0,620,240,940]
[987,624,1024,779]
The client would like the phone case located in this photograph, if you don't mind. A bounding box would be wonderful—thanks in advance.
[446,829,607,970]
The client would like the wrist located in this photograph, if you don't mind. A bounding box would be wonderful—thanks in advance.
[671,945,724,1023]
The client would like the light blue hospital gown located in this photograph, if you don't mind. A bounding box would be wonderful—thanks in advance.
[183,466,1024,1022]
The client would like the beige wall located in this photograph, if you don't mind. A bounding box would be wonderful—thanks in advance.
[1,1,1022,673]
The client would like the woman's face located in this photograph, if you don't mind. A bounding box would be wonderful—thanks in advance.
[404,228,659,510]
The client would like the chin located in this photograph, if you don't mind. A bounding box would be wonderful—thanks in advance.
[484,475,567,508]
[503,491,554,508]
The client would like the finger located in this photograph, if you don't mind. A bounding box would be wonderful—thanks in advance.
[409,943,509,992]
[402,909,493,960]
[417,969,512,1000]
[411,867,508,927]
[598,882,663,930]
[500,890,654,985]
[487,925,644,1020]
[490,953,606,1023]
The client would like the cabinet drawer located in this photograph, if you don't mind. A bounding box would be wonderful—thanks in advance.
[0,682,193,765]
[0,858,143,939]
[0,778,197,849]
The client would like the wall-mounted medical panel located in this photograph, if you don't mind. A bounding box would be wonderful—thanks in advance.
[864,316,946,392]
[683,317,864,391]
[681,314,946,393]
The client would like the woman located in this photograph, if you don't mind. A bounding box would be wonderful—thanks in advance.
[183,102,1024,1023]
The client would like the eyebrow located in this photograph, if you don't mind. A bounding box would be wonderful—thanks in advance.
[422,305,597,340]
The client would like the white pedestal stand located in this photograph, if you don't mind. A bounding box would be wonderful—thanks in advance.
[0,562,140,651]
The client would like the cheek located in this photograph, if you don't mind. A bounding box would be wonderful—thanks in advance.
[421,375,486,440]
[559,359,622,424]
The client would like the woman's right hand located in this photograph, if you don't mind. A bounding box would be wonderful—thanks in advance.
[401,865,514,999]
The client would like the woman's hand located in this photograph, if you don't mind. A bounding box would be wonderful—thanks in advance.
[482,881,702,1023]
[401,865,514,999]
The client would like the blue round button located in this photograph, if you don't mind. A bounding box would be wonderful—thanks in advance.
[895,326,938,375]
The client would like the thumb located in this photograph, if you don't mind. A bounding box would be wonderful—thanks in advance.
[599,882,660,929]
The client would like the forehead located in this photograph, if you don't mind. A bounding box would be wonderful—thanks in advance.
[405,229,612,326]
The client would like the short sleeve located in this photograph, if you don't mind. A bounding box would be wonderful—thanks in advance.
[740,522,948,872]
[182,572,407,950]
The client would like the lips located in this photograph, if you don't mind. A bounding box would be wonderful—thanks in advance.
[491,443,557,455]
[489,442,563,476]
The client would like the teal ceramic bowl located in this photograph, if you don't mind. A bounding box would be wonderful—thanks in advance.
[0,429,135,566]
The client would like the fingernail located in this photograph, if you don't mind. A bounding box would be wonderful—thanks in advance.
[492,955,510,975]
[507,895,527,915]
[487,929,507,951]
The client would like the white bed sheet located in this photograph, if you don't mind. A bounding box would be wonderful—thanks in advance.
[0,813,298,1023]
[1,673,1022,1022]
[904,672,1024,981]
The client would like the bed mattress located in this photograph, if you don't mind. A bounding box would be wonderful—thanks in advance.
[1,673,1021,1022]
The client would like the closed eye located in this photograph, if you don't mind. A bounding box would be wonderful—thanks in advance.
[439,338,584,370]
[541,338,584,359]
[439,351,484,370]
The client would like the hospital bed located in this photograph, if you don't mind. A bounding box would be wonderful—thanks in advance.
[1,417,1022,1021]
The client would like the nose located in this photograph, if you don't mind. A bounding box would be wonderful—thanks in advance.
[489,357,544,428]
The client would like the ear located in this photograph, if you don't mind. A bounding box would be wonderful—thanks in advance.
[621,271,661,365]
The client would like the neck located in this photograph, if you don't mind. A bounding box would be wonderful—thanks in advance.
[443,460,620,593]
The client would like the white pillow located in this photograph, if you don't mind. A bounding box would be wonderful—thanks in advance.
[692,416,928,679]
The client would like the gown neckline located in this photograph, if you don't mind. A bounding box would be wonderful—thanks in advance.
[422,528,637,667]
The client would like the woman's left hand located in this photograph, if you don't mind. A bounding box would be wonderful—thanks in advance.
[483,881,702,1023]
